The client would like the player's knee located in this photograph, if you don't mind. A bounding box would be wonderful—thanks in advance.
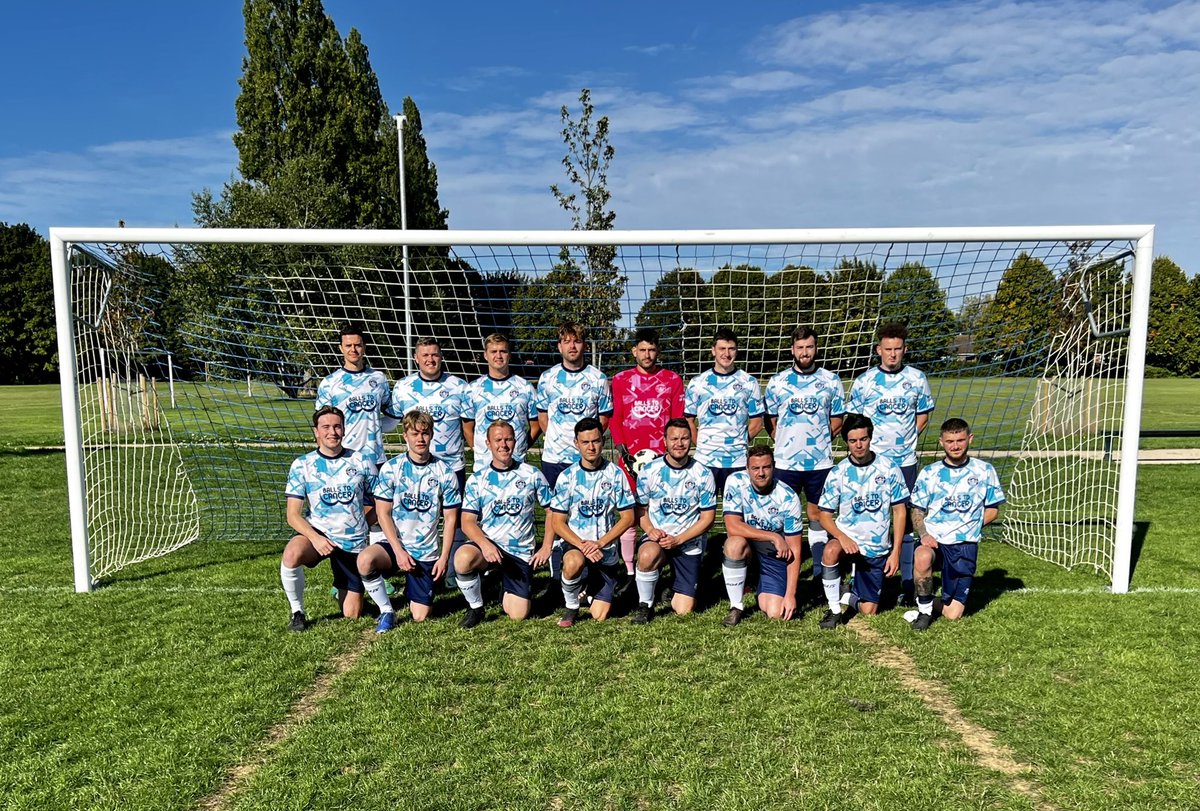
[636,542,661,570]
[822,540,842,566]
[590,602,610,621]
[562,550,585,579]
[281,537,308,568]
[454,545,479,573]
[723,536,748,559]
[858,602,879,615]
[670,594,694,616]
[914,546,935,571]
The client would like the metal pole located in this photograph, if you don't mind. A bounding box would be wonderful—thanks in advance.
[167,352,176,409]
[395,114,411,375]
[51,236,93,592]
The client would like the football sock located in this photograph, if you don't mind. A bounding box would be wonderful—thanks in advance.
[840,591,859,611]
[635,567,659,606]
[822,566,843,613]
[457,572,484,609]
[361,571,394,614]
[620,527,637,575]
[722,555,748,607]
[280,564,305,614]
[562,574,583,610]
[917,595,934,615]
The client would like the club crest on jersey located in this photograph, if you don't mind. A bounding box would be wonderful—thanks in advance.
[968,477,980,486]
[346,394,378,413]
[629,400,664,420]
[852,493,884,513]
[320,484,358,505]
[401,491,434,512]
[485,403,519,422]
[491,496,525,516]
[788,396,822,415]
[708,398,740,416]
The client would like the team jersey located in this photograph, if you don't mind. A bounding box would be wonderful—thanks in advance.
[390,371,469,471]
[316,367,394,467]
[765,366,846,472]
[372,454,462,561]
[722,472,805,539]
[462,462,551,562]
[684,369,766,469]
[285,448,378,552]
[818,452,910,558]
[549,459,635,566]
[462,374,538,471]
[848,365,934,468]
[636,457,717,554]
[610,366,686,487]
[910,457,1006,546]
[535,364,613,464]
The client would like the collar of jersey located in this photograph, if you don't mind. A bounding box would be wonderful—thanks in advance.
[559,363,588,375]
[943,456,971,469]
[793,364,820,376]
[486,372,516,382]
[417,371,445,383]
[317,448,349,460]
[711,367,739,377]
[406,453,434,466]
[489,461,519,473]
[849,451,876,468]
[664,456,695,470]
[877,364,906,375]
[340,365,372,375]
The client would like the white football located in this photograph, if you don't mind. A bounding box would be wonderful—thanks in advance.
[631,448,660,474]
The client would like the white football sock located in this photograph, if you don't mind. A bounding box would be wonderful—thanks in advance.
[635,567,659,606]
[280,564,305,614]
[457,572,484,609]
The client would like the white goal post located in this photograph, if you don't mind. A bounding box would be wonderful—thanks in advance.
[50,225,1155,594]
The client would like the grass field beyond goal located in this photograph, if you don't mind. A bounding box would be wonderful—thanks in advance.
[2,383,1199,810]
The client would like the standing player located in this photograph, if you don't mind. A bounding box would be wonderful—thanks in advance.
[849,322,934,604]
[908,418,1005,630]
[315,324,395,469]
[359,410,461,632]
[280,406,378,631]
[462,333,540,472]
[765,326,846,584]
[389,337,469,488]
[632,418,717,623]
[609,328,686,577]
[549,418,635,627]
[535,323,612,488]
[685,329,766,495]
[455,421,552,628]
[815,414,909,629]
[720,446,804,627]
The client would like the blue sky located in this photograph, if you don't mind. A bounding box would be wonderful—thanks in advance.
[2,0,1197,272]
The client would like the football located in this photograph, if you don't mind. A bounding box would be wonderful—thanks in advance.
[631,448,660,474]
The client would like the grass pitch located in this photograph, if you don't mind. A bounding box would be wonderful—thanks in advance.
[2,383,1200,809]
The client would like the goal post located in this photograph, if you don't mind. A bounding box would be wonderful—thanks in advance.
[50,225,1155,593]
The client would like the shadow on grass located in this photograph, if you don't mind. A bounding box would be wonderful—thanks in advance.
[96,545,280,589]
[1129,520,1149,580]
[965,567,1026,616]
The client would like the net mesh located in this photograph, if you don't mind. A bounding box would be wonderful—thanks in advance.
[65,234,1139,584]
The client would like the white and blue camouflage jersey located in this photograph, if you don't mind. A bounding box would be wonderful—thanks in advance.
[910,458,1005,546]
[549,460,634,566]
[722,472,804,539]
[765,366,847,472]
[316,367,393,467]
[848,366,934,468]
[372,454,462,561]
[462,463,551,562]
[818,453,910,558]
[535,364,613,465]
[390,371,469,471]
[684,369,766,469]
[463,374,538,471]
[285,448,378,553]
[636,457,718,555]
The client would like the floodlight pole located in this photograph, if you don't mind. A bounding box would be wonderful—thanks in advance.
[395,114,412,375]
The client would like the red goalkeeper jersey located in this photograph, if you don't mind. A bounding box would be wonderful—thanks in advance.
[610,366,686,484]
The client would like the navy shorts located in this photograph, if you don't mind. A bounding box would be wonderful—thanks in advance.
[541,460,572,490]
[849,554,888,605]
[751,540,790,598]
[461,540,533,600]
[379,542,439,606]
[639,537,706,598]
[775,468,831,506]
[709,466,745,497]
[321,546,364,594]
[553,543,622,604]
[940,543,978,605]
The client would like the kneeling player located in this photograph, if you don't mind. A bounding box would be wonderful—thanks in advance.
[550,417,635,627]
[360,410,461,632]
[280,406,379,631]
[815,413,909,628]
[632,418,717,623]
[908,418,1005,630]
[455,421,552,628]
[720,446,804,626]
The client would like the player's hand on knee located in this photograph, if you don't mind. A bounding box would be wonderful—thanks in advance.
[531,544,553,568]
[432,558,448,581]
[837,535,859,556]
[772,534,792,561]
[310,534,335,556]
[396,548,416,572]
[479,539,503,564]
[920,534,939,549]
[884,552,901,577]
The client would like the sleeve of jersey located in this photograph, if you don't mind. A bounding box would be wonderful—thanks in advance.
[683,379,699,417]
[315,381,331,410]
[285,459,306,499]
[918,376,935,413]
[722,480,743,517]
[847,379,864,412]
[909,472,931,513]
[635,468,652,506]
[831,380,848,416]
[670,376,686,419]
[749,379,766,418]
[764,380,780,416]
[462,477,481,516]
[817,472,839,512]
[527,385,539,420]
[598,378,613,416]
[986,466,1007,506]
[784,494,804,536]
[549,478,570,514]
[536,471,552,506]
[699,469,717,511]
[891,470,911,505]
[442,467,462,508]
[372,465,394,502]
[616,471,635,511]
[533,375,549,412]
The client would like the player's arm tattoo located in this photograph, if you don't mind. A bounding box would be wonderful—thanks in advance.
[911,506,929,537]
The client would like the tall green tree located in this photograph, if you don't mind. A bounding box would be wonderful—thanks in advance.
[1147,255,1200,375]
[635,268,712,377]
[879,261,956,368]
[0,223,56,384]
[974,252,1062,374]
[822,258,883,374]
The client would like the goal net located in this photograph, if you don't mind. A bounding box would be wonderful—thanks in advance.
[50,226,1154,592]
